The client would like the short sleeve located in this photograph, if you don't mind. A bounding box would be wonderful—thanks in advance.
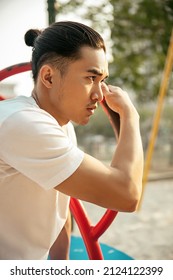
[0,109,84,190]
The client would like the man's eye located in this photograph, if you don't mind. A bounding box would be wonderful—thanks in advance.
[101,78,107,83]
[88,76,96,81]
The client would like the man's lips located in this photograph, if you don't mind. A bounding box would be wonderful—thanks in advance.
[86,105,97,115]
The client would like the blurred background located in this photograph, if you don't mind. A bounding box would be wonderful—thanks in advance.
[0,0,173,259]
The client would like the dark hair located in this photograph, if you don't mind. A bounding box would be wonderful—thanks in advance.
[24,21,106,81]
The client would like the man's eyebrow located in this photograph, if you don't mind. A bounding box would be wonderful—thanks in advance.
[87,68,109,78]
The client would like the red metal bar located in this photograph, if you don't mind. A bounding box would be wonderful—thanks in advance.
[70,198,104,260]
[91,209,118,240]
[0,62,31,81]
[70,198,118,259]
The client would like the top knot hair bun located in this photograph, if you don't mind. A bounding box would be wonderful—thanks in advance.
[24,29,41,47]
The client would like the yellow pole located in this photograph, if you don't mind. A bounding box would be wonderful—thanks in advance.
[138,29,173,210]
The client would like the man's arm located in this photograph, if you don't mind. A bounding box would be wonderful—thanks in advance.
[55,84,144,212]
[49,209,71,260]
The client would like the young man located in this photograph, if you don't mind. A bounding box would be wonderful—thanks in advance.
[0,21,143,259]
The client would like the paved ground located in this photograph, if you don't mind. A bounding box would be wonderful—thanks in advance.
[72,177,173,260]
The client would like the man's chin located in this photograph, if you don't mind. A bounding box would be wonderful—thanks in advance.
[77,118,90,126]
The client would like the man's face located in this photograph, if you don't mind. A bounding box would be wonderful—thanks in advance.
[50,46,109,126]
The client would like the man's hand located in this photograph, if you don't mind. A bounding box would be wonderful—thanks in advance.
[100,96,120,139]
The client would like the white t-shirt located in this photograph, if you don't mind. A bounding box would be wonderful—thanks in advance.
[0,96,84,259]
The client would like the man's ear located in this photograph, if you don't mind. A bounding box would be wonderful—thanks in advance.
[39,65,54,88]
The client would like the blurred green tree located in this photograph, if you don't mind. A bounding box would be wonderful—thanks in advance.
[109,0,173,103]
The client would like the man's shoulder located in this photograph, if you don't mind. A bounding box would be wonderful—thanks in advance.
[0,96,36,122]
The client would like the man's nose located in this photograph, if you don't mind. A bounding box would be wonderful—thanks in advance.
[91,84,103,102]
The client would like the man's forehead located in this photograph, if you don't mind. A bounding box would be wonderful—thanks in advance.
[76,46,109,76]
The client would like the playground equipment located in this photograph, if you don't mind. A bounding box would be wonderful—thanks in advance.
[0,62,133,260]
